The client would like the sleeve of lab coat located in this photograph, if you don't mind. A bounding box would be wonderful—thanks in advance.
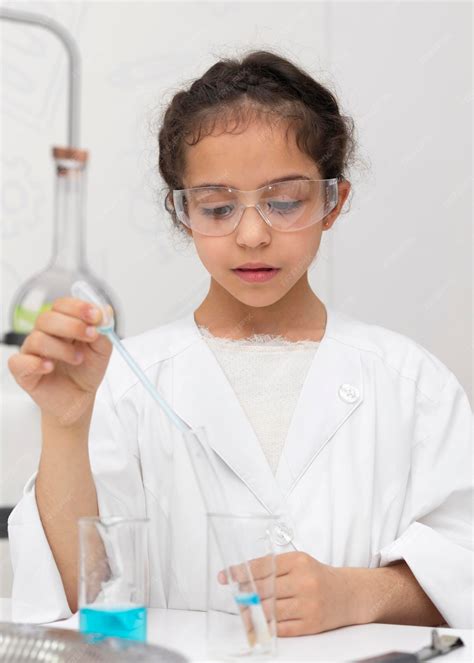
[7,369,146,624]
[371,369,473,628]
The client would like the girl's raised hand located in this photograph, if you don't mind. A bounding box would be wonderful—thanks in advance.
[7,297,113,429]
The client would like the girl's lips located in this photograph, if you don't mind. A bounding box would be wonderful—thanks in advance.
[232,268,280,283]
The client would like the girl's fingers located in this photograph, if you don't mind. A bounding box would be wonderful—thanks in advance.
[236,574,274,600]
[20,330,85,366]
[50,296,103,325]
[250,572,294,601]
[33,308,99,343]
[275,597,300,621]
[257,595,301,627]
[8,352,54,389]
[233,576,295,601]
[220,555,293,601]
[259,595,276,624]
[224,554,276,585]
[277,618,305,638]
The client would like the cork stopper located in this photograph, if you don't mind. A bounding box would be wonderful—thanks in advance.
[52,146,88,162]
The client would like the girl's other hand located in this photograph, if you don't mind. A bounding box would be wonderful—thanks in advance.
[219,551,360,636]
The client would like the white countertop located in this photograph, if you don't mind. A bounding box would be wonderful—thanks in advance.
[0,598,471,662]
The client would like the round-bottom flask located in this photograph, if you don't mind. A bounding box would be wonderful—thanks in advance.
[3,146,121,345]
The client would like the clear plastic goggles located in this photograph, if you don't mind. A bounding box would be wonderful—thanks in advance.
[166,177,341,237]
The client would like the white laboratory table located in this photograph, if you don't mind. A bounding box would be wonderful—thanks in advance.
[0,598,471,662]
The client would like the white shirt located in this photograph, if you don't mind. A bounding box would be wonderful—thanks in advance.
[198,326,319,474]
[8,305,473,627]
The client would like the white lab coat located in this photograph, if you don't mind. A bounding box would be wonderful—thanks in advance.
[8,305,473,627]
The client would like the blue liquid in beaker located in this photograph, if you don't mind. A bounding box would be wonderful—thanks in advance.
[79,604,147,642]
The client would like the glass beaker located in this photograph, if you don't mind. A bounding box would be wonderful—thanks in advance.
[207,512,278,660]
[78,516,149,642]
[3,146,121,346]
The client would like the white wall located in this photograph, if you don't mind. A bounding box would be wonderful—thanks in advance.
[1,1,471,597]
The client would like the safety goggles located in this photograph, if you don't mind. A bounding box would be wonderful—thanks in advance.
[165,177,342,237]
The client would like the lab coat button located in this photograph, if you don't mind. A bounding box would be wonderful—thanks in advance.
[338,383,359,403]
[273,521,294,546]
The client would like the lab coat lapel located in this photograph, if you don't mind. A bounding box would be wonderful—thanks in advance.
[171,305,363,511]
[275,305,364,497]
[172,320,285,515]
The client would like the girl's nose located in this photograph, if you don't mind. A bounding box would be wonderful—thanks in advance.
[234,205,272,247]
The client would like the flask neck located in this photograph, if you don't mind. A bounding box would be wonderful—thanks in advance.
[50,156,87,271]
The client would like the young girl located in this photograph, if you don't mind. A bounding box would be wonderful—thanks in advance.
[8,49,473,636]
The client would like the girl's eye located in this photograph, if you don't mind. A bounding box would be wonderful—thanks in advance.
[201,205,234,218]
[268,199,302,213]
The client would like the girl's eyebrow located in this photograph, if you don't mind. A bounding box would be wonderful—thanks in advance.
[189,174,312,189]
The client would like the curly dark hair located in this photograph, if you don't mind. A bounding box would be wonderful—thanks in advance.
[155,48,359,239]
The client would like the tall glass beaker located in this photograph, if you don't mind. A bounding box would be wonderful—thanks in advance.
[207,512,278,659]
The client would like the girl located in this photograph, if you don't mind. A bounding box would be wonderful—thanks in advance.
[8,49,473,635]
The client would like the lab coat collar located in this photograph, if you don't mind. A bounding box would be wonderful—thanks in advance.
[171,304,364,515]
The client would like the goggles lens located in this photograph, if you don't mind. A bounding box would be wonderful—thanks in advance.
[171,178,339,236]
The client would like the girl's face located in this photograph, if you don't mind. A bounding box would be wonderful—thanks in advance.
[181,118,350,309]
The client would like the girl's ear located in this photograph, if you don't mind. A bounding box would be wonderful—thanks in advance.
[164,189,192,237]
[323,180,351,229]
[164,190,174,213]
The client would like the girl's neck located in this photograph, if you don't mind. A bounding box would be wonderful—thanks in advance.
[193,275,327,342]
